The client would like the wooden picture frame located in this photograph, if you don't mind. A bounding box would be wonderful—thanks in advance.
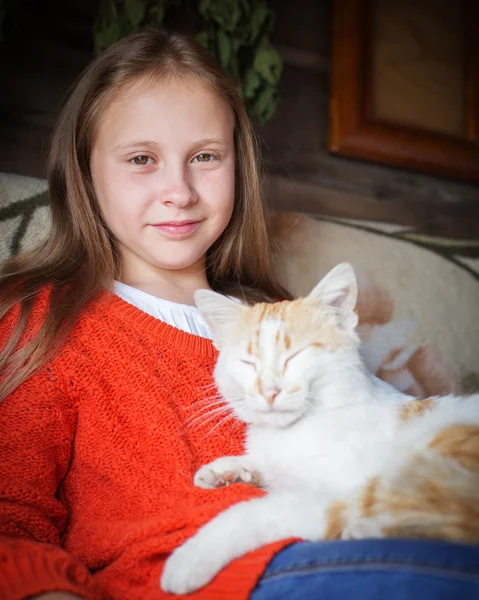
[328,0,479,183]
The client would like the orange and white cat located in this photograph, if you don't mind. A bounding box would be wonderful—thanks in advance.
[161,263,479,594]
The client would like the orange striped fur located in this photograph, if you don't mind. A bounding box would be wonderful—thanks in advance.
[346,422,479,544]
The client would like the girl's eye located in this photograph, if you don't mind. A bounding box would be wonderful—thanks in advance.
[131,156,151,166]
[193,153,215,163]
[240,359,256,368]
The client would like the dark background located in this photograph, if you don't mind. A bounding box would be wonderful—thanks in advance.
[1,0,478,236]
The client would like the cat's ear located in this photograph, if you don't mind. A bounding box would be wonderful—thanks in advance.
[309,263,358,331]
[194,290,245,349]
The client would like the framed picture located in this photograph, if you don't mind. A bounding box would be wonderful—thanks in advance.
[328,0,479,183]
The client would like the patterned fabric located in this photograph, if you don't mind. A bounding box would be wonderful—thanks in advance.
[0,173,49,260]
[269,212,479,395]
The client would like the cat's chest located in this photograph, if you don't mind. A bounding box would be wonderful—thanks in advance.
[246,412,393,494]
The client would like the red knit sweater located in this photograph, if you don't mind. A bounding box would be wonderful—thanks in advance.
[0,289,293,600]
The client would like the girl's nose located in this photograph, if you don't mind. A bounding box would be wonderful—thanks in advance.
[160,166,198,208]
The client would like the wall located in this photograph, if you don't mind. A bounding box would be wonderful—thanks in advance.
[261,0,479,237]
[0,0,477,236]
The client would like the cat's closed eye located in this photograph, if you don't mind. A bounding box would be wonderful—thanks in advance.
[283,347,309,369]
[240,358,256,368]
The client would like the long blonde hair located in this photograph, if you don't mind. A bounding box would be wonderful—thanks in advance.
[0,29,290,403]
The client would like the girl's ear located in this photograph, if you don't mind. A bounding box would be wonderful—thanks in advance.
[308,263,358,331]
[194,290,245,349]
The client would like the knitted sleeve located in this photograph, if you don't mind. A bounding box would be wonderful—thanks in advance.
[0,368,103,600]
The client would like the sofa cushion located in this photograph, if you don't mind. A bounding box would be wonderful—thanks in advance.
[1,172,478,395]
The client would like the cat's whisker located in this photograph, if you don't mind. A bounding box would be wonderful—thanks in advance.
[187,405,234,431]
[189,394,246,426]
[192,400,226,413]
[204,411,236,438]
[192,410,236,436]
[192,389,222,401]
[190,405,233,424]
[187,405,231,426]
[198,382,220,395]
[193,391,224,402]
[200,380,219,389]
[191,395,226,410]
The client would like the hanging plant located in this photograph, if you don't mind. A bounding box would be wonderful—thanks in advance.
[93,0,282,124]
[94,0,167,54]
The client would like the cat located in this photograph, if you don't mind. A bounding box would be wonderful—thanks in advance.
[161,263,479,595]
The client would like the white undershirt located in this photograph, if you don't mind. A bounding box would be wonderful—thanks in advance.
[113,281,213,339]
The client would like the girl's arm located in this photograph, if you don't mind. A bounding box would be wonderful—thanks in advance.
[0,365,102,600]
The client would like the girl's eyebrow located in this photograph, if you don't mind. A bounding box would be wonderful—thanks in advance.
[113,138,227,152]
[113,140,159,152]
[192,138,226,146]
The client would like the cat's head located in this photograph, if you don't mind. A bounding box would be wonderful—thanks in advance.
[195,263,360,427]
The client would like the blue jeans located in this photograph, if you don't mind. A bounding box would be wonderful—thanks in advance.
[251,539,479,599]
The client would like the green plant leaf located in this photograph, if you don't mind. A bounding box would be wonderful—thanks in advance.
[91,0,283,122]
[217,29,231,68]
[239,0,250,14]
[250,1,271,42]
[228,22,249,45]
[252,84,277,123]
[229,51,240,81]
[253,44,282,85]
[196,30,212,51]
[244,67,261,99]
[125,0,145,27]
[148,1,165,26]
[230,35,243,52]
[94,19,123,54]
[199,0,241,32]
[261,94,277,123]
[107,0,119,20]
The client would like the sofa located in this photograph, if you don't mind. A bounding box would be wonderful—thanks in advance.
[1,171,478,396]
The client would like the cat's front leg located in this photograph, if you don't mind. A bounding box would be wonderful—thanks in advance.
[161,490,334,594]
[194,455,263,489]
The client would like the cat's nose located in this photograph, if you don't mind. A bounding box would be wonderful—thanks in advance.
[265,386,281,406]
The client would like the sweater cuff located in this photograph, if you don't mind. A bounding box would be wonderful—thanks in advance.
[0,537,104,600]
[193,537,299,600]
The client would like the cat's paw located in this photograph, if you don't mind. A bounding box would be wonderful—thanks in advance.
[194,456,260,489]
[160,539,220,594]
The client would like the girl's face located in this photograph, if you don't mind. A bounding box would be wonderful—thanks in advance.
[90,76,235,286]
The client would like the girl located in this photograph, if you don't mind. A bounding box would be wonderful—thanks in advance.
[0,29,477,600]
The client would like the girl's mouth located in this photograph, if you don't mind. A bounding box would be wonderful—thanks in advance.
[152,220,202,235]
